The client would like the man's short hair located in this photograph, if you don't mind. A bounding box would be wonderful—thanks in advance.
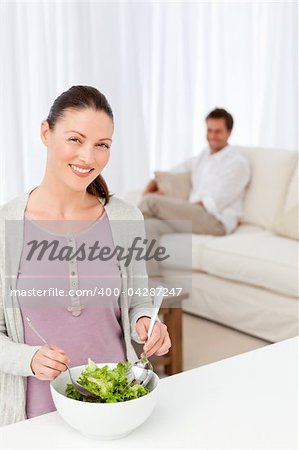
[205,108,234,131]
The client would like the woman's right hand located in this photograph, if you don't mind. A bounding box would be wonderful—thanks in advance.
[30,344,70,381]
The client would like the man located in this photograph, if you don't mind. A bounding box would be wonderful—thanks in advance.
[138,108,251,277]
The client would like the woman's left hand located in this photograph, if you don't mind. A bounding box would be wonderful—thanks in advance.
[135,317,171,357]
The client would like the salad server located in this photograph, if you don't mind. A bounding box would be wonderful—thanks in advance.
[25,316,101,400]
[127,288,165,387]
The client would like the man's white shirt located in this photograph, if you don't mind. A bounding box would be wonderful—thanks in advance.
[169,145,251,234]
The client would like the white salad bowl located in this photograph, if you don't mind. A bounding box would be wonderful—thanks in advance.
[50,363,159,440]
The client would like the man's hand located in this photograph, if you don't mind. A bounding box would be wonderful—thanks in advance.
[135,317,171,357]
[195,200,205,207]
[143,179,158,195]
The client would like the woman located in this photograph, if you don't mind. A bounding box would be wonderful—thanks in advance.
[0,85,171,426]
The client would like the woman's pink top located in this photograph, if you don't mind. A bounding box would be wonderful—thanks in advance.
[17,211,126,419]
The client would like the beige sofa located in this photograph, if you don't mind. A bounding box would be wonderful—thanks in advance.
[125,146,298,343]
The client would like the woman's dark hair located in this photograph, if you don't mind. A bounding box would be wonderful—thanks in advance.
[46,85,114,205]
[205,108,234,131]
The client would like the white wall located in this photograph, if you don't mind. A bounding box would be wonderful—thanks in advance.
[0,1,297,204]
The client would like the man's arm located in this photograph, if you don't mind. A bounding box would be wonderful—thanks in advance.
[194,158,250,214]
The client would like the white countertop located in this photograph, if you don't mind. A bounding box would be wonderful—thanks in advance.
[1,337,298,449]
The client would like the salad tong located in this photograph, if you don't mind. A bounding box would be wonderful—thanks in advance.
[127,288,165,387]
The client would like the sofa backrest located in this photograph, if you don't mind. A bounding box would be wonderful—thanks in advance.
[236,146,298,230]
[284,163,298,212]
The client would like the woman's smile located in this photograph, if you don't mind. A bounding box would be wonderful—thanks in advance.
[69,163,95,177]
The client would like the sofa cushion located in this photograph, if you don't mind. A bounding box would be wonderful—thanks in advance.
[238,147,297,230]
[284,163,298,210]
[154,171,192,200]
[274,205,298,241]
[159,233,213,271]
[273,164,298,240]
[159,225,261,271]
[200,229,298,297]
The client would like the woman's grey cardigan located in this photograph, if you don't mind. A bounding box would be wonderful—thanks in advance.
[0,189,155,426]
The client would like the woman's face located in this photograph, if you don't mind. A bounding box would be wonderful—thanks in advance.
[40,107,113,191]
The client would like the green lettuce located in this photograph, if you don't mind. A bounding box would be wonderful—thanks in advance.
[65,358,149,403]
